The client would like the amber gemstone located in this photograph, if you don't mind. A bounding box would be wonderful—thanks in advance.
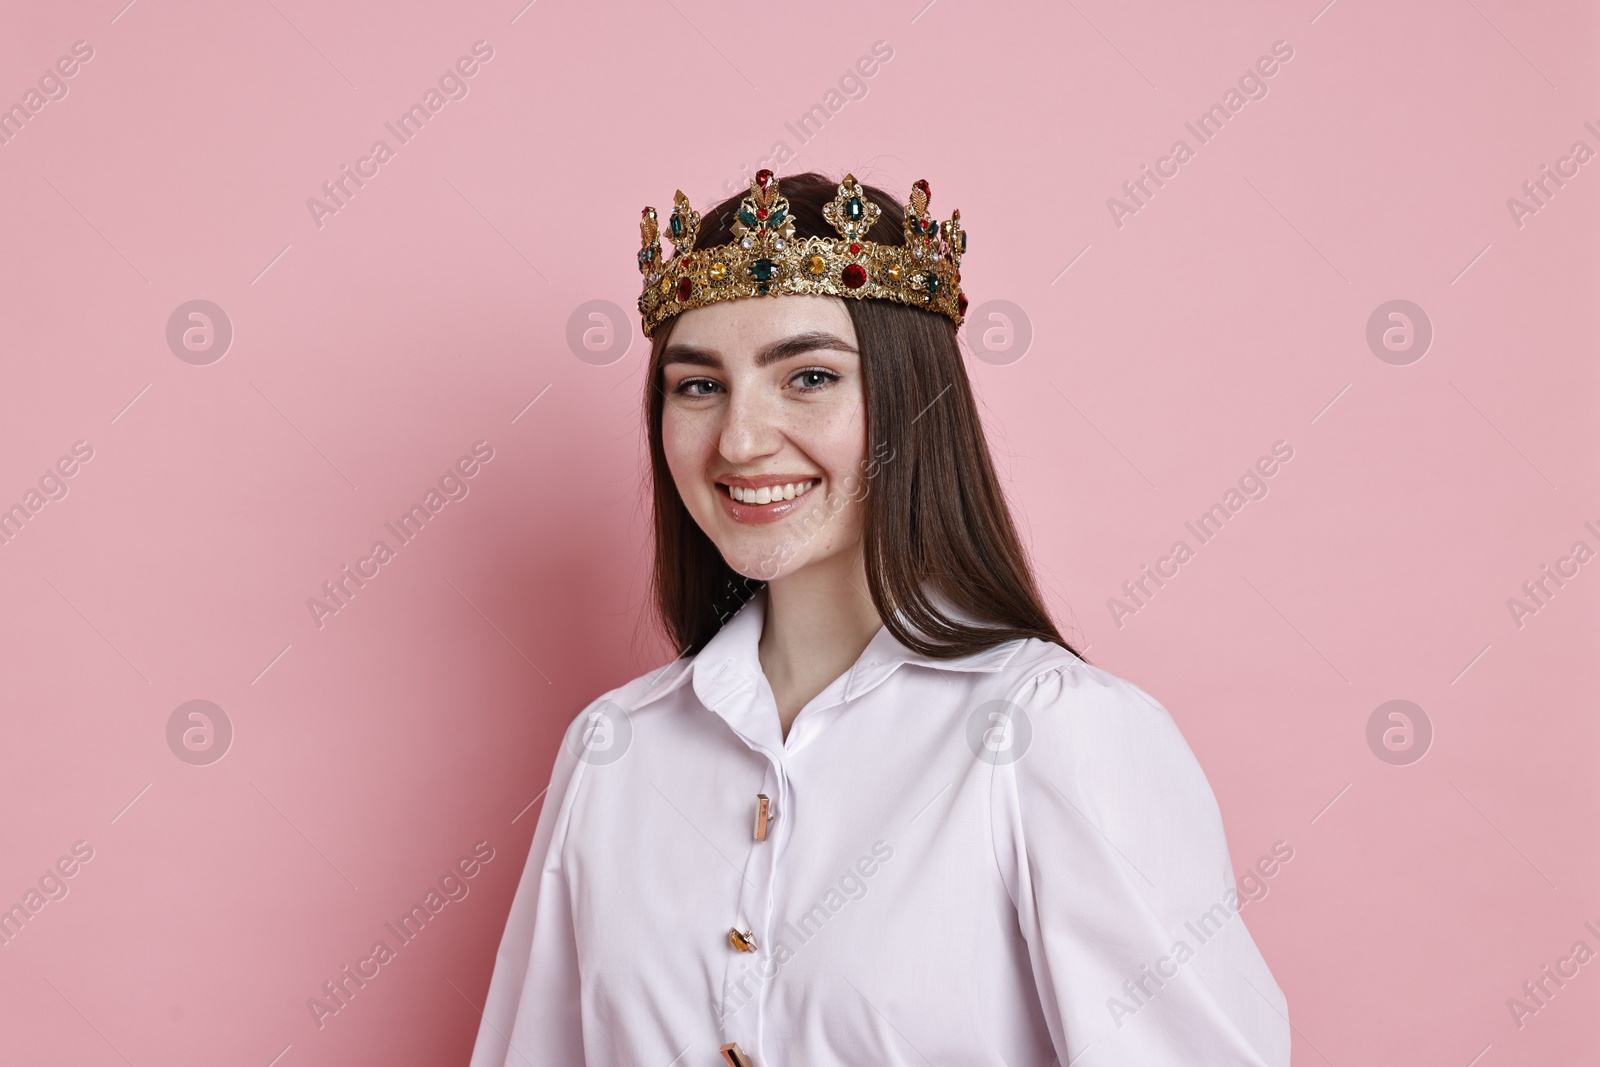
[842,264,867,289]
[885,262,902,282]
[805,254,826,275]
[709,262,728,282]
[676,277,693,302]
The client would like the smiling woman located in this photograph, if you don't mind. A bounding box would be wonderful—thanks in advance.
[645,173,1070,674]
[469,172,1290,1067]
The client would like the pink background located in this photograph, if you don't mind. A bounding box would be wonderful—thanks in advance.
[1,0,1596,1064]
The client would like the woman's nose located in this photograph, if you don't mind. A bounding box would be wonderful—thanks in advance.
[717,391,783,463]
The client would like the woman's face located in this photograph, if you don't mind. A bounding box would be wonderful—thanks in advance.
[660,294,868,582]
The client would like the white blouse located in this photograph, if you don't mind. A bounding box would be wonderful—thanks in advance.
[470,587,1289,1067]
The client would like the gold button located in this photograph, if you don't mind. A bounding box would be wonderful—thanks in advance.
[727,927,757,952]
[753,793,771,841]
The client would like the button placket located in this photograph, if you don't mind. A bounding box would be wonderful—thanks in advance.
[750,762,794,1067]
[720,757,781,1057]
[736,763,780,945]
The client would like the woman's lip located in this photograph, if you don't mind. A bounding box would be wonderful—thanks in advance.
[716,479,820,525]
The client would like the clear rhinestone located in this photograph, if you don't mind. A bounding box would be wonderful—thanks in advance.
[773,239,784,250]
[741,237,753,249]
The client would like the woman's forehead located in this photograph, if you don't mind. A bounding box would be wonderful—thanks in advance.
[666,293,856,355]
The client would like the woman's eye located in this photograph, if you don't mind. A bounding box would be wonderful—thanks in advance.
[674,378,719,397]
[793,368,839,391]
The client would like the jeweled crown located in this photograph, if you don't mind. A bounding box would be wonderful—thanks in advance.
[636,171,968,336]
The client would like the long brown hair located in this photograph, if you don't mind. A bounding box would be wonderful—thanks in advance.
[643,171,1081,661]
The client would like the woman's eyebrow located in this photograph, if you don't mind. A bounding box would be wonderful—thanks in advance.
[662,330,858,369]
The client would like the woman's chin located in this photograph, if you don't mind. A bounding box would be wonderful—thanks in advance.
[720,548,797,583]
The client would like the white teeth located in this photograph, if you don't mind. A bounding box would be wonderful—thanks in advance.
[726,479,816,504]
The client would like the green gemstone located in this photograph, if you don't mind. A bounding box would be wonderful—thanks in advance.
[959,232,968,252]
[758,283,770,294]
[669,214,683,237]
[768,208,786,227]
[751,258,775,282]
[925,272,941,294]
[738,207,758,228]
[846,196,863,220]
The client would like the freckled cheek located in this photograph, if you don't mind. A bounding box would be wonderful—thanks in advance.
[661,414,713,499]
[798,411,868,489]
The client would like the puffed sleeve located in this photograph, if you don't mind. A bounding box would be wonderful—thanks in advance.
[468,707,588,1067]
[992,663,1290,1066]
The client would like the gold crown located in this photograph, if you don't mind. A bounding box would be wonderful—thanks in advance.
[636,170,968,336]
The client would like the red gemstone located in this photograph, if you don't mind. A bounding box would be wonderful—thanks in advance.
[913,179,931,203]
[676,277,693,302]
[957,293,969,316]
[842,264,867,289]
[757,208,768,219]
[755,169,774,191]
[641,207,652,219]
[849,242,861,254]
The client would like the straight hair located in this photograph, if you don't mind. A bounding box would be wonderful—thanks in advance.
[643,171,1082,661]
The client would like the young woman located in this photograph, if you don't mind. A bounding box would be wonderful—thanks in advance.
[469,171,1289,1067]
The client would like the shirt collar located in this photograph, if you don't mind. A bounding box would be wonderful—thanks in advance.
[633,584,1025,715]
